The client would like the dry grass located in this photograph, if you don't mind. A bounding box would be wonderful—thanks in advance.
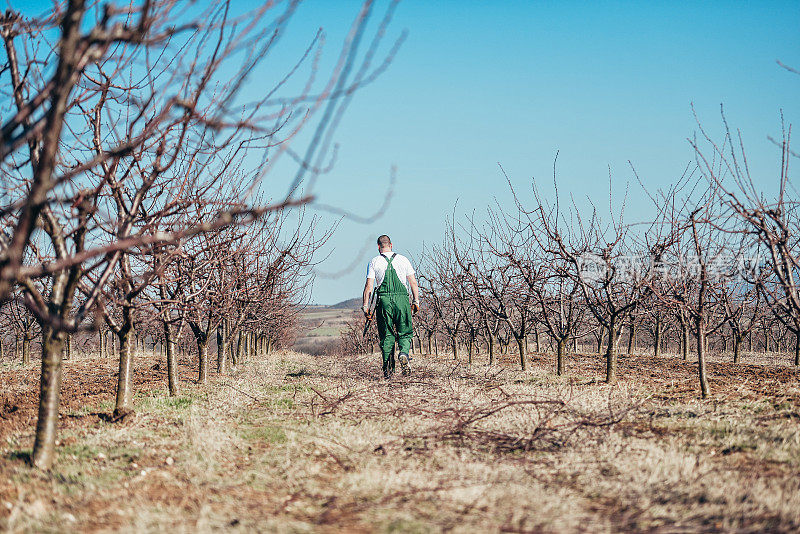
[1,349,799,532]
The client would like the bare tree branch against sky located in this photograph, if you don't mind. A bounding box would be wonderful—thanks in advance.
[8,0,799,308]
[259,0,799,303]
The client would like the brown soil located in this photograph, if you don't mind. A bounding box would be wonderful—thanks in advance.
[498,349,800,404]
[0,355,198,442]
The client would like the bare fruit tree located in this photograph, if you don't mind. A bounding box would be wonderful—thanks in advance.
[693,108,800,365]
[648,182,735,398]
[522,171,649,384]
[0,0,403,469]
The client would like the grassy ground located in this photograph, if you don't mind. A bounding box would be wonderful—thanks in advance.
[1,350,800,532]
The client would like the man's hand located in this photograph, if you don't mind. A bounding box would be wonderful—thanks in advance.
[412,300,420,315]
[362,305,370,318]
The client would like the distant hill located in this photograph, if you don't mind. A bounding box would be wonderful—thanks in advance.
[328,297,361,310]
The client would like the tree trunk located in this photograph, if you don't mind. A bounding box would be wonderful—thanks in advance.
[98,329,104,358]
[433,337,438,356]
[516,336,526,371]
[487,334,495,365]
[682,323,689,361]
[596,327,605,355]
[22,333,31,364]
[534,329,540,353]
[451,337,458,360]
[733,335,741,364]
[627,322,636,355]
[764,325,771,353]
[697,327,710,398]
[468,333,473,365]
[198,338,208,384]
[217,324,227,374]
[654,317,662,358]
[31,327,66,470]
[236,331,243,364]
[556,337,566,376]
[165,324,178,396]
[114,328,134,417]
[605,320,617,383]
[64,334,71,360]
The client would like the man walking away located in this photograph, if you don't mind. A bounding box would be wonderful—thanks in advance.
[362,235,420,379]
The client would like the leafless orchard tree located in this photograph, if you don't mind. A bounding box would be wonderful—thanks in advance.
[693,102,800,366]
[450,209,540,370]
[647,180,739,398]
[718,241,764,364]
[417,142,798,397]
[518,162,670,383]
[0,0,403,469]
[413,299,439,356]
[491,187,592,375]
[0,289,39,362]
[211,205,332,366]
[419,239,475,362]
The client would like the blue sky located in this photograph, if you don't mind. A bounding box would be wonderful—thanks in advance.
[278,0,799,304]
[14,0,800,304]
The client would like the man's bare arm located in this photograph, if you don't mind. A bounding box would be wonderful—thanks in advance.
[407,274,420,305]
[362,278,374,315]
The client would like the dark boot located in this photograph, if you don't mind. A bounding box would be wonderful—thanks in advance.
[399,352,411,376]
[382,352,395,379]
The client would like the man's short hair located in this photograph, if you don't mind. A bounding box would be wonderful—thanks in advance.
[377,235,391,248]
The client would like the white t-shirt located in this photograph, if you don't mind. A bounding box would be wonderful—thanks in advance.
[366,252,415,292]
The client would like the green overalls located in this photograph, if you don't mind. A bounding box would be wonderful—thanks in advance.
[375,253,413,376]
